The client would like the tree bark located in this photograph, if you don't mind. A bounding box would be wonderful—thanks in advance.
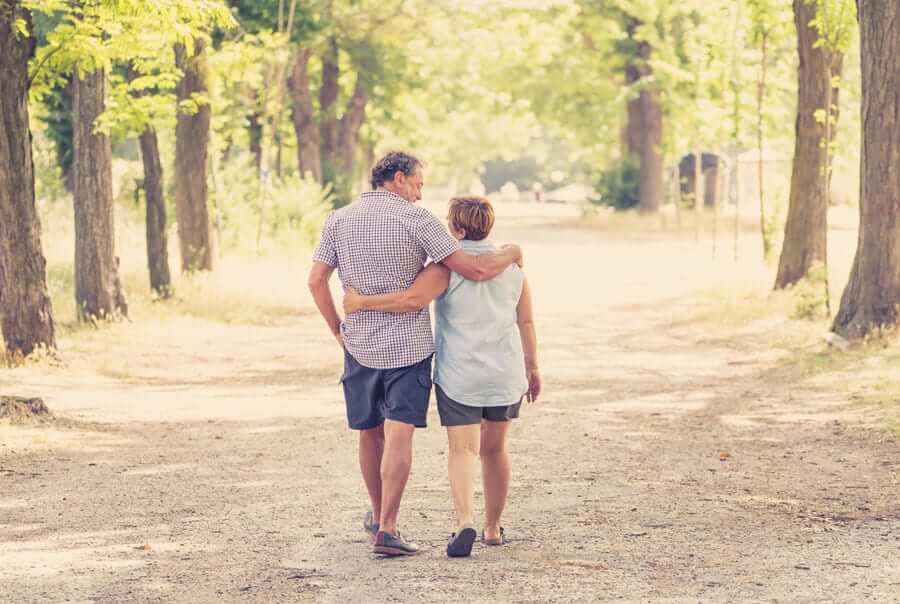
[289,48,322,181]
[0,3,57,356]
[72,68,128,321]
[175,39,214,272]
[623,18,642,157]
[775,0,844,290]
[138,128,172,298]
[831,0,900,339]
[128,66,172,298]
[336,76,367,177]
[248,109,263,174]
[624,72,642,155]
[637,84,663,213]
[623,18,663,213]
[319,36,340,176]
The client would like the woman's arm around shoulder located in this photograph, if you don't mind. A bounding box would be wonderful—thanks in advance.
[343,263,451,315]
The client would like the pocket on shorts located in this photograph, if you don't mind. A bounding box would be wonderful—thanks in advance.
[339,349,356,384]
[416,362,433,389]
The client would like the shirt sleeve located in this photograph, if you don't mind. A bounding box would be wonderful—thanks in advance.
[415,211,461,263]
[311,213,337,267]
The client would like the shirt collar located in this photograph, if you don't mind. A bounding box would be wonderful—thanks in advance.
[461,239,494,251]
[360,190,408,204]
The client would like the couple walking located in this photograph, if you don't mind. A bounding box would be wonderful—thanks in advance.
[307,151,541,558]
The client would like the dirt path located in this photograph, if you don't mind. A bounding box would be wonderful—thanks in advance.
[2,213,899,603]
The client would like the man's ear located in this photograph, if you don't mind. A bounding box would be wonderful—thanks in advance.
[393,170,406,185]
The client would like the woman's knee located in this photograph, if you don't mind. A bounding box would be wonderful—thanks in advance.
[447,426,481,456]
[479,438,507,459]
[479,422,509,458]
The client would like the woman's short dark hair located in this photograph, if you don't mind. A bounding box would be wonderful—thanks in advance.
[371,151,422,189]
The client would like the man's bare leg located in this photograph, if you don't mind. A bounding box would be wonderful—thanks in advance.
[480,419,512,542]
[359,424,385,522]
[446,424,480,531]
[379,419,415,535]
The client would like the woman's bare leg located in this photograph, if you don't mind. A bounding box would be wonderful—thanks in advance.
[480,419,512,541]
[446,424,481,530]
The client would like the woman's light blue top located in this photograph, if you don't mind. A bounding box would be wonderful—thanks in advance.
[433,239,528,407]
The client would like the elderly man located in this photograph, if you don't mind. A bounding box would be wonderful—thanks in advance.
[307,151,521,556]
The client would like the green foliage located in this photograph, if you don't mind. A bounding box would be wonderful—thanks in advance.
[207,30,284,158]
[746,0,791,43]
[791,262,830,320]
[482,157,542,194]
[214,153,332,252]
[26,0,236,137]
[593,157,640,210]
[807,0,856,55]
[30,123,69,202]
[36,82,73,185]
[226,0,322,42]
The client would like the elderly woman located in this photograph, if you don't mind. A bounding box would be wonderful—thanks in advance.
[343,196,540,558]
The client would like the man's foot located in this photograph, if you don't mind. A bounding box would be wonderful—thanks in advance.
[364,511,379,541]
[446,527,477,558]
[373,530,420,557]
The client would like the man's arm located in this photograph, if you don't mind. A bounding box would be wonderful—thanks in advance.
[441,244,522,282]
[307,261,343,348]
[344,264,450,315]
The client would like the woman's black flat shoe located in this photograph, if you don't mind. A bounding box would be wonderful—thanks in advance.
[447,527,477,558]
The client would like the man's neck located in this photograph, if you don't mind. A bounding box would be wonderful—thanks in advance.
[376,187,408,202]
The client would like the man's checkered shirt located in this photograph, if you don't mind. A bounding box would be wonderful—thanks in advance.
[312,190,462,369]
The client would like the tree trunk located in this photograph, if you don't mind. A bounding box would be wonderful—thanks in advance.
[623,18,663,213]
[128,66,172,298]
[289,48,322,181]
[775,0,844,290]
[248,110,263,174]
[175,39,214,272]
[831,0,900,339]
[0,4,56,357]
[72,68,128,321]
[336,76,367,177]
[637,85,663,212]
[624,67,642,155]
[319,36,340,177]
[138,128,172,298]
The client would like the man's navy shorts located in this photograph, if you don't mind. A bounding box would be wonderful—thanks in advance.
[340,350,433,430]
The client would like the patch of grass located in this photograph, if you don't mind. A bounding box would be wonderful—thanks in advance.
[49,256,309,332]
[679,269,900,434]
[40,202,314,334]
[789,263,830,320]
[765,333,900,434]
[578,205,769,238]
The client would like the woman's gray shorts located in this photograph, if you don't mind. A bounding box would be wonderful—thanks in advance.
[435,384,522,427]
